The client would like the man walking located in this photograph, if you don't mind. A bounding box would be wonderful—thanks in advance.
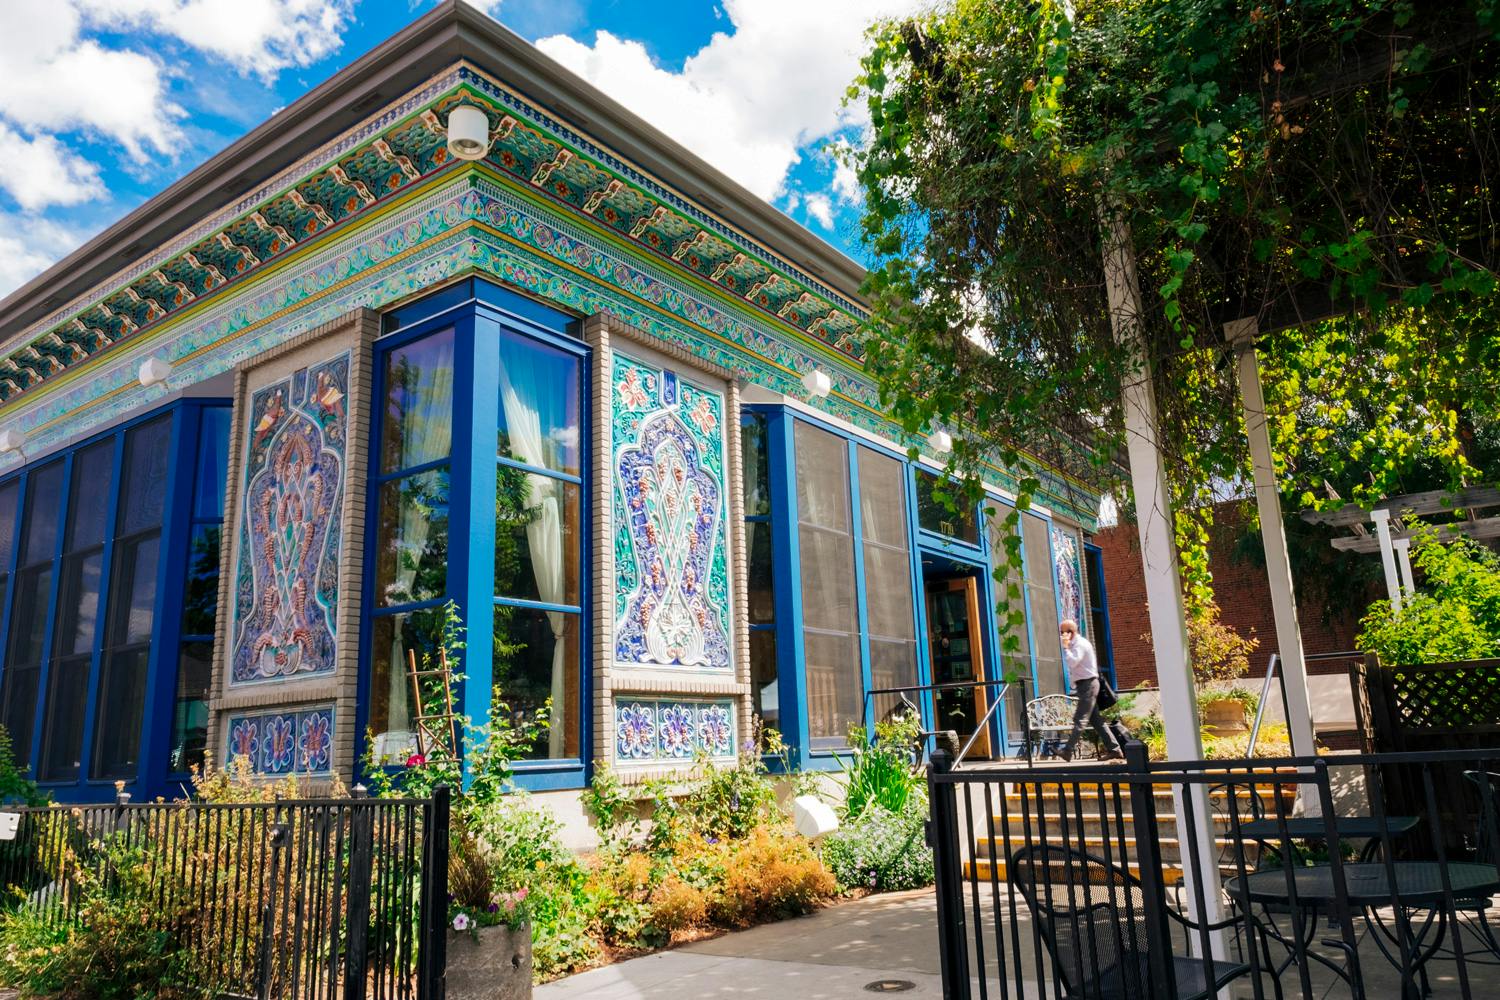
[1059,619,1124,762]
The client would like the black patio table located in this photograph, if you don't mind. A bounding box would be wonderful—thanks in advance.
[1237,815,1422,860]
[1227,861,1500,999]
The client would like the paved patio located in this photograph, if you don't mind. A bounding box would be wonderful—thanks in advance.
[536,889,945,999]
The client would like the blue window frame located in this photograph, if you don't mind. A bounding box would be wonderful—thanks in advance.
[0,399,229,801]
[1084,542,1116,685]
[361,278,589,791]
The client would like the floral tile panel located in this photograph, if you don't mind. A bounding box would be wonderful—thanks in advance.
[614,698,735,765]
[225,706,335,775]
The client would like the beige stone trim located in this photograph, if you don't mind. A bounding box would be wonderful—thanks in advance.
[609,673,748,696]
[206,308,378,783]
[725,379,753,752]
[582,314,615,771]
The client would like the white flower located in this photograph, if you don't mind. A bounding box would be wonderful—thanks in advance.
[452,912,470,932]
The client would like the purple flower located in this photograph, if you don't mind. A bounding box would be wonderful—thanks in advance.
[452,912,470,932]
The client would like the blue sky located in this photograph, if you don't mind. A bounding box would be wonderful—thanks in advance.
[0,0,923,299]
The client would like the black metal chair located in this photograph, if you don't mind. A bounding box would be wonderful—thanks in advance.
[1009,844,1252,1000]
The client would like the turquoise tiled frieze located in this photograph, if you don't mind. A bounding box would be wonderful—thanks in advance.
[615,698,735,764]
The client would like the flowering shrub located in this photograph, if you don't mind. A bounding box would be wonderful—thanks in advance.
[821,802,934,893]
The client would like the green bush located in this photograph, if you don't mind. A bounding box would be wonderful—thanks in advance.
[836,714,925,821]
[1358,531,1500,665]
[821,800,934,892]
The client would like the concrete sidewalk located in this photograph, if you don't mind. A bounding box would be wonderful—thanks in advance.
[536,888,942,999]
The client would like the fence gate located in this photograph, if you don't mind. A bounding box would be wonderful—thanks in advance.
[0,788,450,1000]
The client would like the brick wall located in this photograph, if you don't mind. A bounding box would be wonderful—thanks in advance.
[1096,503,1373,689]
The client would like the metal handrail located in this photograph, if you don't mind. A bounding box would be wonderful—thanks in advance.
[1246,649,1364,757]
[861,678,1018,764]
[955,683,1010,766]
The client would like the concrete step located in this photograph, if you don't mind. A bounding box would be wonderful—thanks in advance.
[965,857,1187,886]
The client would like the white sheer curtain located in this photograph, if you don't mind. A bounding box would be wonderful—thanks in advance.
[497,360,567,757]
[384,335,455,739]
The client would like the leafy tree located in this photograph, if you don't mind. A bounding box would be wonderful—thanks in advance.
[845,0,1500,624]
[1358,529,1500,663]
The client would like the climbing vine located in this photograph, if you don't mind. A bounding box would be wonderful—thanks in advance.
[847,0,1500,628]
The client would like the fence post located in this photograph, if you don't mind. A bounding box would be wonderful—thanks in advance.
[418,785,451,1000]
[926,748,971,1000]
[1124,741,1176,997]
[258,823,288,1000]
[343,789,374,1000]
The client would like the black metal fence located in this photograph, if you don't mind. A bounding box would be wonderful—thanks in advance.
[928,746,1500,1000]
[0,788,450,1000]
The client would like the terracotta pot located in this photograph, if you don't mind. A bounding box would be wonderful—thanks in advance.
[446,920,532,1000]
[1202,699,1249,735]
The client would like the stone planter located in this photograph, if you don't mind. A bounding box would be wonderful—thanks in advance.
[1202,699,1250,735]
[446,920,532,1000]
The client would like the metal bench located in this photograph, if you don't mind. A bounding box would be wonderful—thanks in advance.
[1025,693,1078,759]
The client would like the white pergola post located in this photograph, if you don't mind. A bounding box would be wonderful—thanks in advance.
[1100,209,1226,947]
[1224,319,1318,762]
[1394,537,1417,599]
[1371,509,1404,611]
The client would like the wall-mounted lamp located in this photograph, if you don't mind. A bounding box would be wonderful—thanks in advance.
[446,105,492,161]
[0,428,25,454]
[800,368,832,399]
[927,429,954,454]
[138,356,173,388]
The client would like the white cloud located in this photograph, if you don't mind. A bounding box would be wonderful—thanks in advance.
[0,0,185,161]
[804,192,833,229]
[831,151,862,206]
[0,214,92,298]
[536,0,925,202]
[76,0,356,82]
[0,125,104,211]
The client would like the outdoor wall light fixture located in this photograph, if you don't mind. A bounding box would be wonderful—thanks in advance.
[0,428,24,454]
[446,105,492,160]
[927,429,954,454]
[801,368,832,399]
[138,356,173,388]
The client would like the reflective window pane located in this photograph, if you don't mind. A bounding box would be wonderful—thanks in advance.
[171,642,213,773]
[118,417,171,536]
[374,469,450,607]
[381,328,455,473]
[862,544,915,640]
[798,528,857,633]
[7,566,51,669]
[0,480,18,570]
[1022,513,1065,697]
[857,450,908,548]
[497,334,580,477]
[804,630,861,749]
[193,407,232,520]
[794,424,849,532]
[746,521,774,625]
[67,442,113,551]
[38,655,89,781]
[750,629,778,733]
[55,550,103,656]
[91,647,149,780]
[182,524,221,636]
[916,471,979,544]
[109,534,160,646]
[494,469,580,607]
[21,462,64,564]
[870,637,919,723]
[741,412,771,516]
[493,604,580,761]
[0,665,38,770]
[368,609,443,756]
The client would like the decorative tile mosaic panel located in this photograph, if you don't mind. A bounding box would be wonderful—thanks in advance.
[613,698,736,764]
[611,352,731,671]
[1052,525,1084,630]
[225,706,335,775]
[228,352,349,684]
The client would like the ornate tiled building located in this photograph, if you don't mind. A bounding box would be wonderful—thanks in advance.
[0,3,1105,817]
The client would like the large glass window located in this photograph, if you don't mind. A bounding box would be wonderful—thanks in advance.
[172,406,231,774]
[1,461,64,769]
[370,328,455,747]
[368,313,586,773]
[1021,512,1066,698]
[795,423,860,749]
[858,450,918,722]
[742,412,778,734]
[494,332,582,762]
[916,470,979,544]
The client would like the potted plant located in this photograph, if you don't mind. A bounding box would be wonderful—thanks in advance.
[446,853,534,1000]
[1197,686,1259,735]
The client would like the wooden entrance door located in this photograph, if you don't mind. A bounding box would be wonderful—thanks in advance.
[925,576,990,759]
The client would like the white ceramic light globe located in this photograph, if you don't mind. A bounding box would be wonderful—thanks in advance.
[446,105,491,160]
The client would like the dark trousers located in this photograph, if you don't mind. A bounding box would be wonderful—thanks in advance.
[1066,678,1120,756]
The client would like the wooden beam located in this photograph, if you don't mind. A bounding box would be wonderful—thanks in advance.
[1302,486,1500,528]
[1331,516,1500,553]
